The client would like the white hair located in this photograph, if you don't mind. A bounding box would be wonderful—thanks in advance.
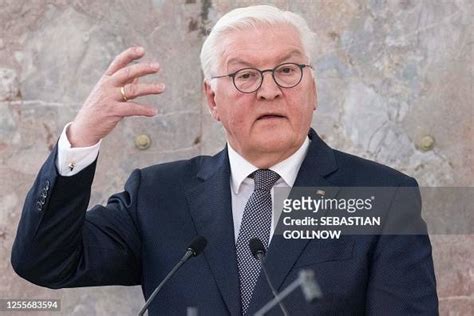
[200,5,316,82]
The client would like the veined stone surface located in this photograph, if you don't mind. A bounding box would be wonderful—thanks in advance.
[1,0,472,314]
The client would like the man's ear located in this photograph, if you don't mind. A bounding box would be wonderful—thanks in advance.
[204,80,220,121]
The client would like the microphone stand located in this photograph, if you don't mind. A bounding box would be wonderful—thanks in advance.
[254,269,322,316]
[257,252,289,316]
[138,250,193,316]
[137,236,206,316]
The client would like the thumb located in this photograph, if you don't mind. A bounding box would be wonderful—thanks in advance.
[117,102,158,117]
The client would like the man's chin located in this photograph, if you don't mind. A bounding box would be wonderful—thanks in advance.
[251,136,298,155]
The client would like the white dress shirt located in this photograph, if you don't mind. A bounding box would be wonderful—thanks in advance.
[56,124,310,243]
[227,138,309,243]
[56,123,101,176]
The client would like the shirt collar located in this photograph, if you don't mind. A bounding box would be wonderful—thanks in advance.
[227,137,310,194]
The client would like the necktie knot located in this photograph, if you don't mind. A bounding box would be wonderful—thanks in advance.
[252,169,280,191]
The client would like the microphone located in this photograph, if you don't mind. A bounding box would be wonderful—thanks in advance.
[249,238,266,260]
[249,238,289,316]
[255,269,323,316]
[299,269,322,303]
[138,236,207,316]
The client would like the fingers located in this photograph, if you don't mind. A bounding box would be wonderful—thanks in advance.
[72,47,163,145]
[115,101,158,117]
[121,83,166,100]
[105,47,160,87]
[105,46,145,76]
[111,62,160,86]
[102,47,165,102]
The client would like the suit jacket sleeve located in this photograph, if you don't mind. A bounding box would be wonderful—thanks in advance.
[11,146,143,289]
[366,177,438,315]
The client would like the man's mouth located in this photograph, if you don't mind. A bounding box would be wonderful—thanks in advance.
[257,114,286,120]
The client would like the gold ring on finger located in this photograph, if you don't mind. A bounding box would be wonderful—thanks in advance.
[120,86,128,102]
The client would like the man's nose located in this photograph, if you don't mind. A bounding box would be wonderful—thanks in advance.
[256,72,282,100]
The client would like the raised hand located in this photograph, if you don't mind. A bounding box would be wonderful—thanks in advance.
[67,46,165,147]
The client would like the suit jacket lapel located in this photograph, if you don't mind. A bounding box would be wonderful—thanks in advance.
[247,129,341,314]
[185,130,340,315]
[184,148,241,315]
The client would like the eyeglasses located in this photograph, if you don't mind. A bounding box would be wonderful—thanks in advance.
[211,63,313,94]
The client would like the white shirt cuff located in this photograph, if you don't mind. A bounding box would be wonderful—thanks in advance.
[56,122,101,176]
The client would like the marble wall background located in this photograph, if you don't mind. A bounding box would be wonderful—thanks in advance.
[0,0,472,314]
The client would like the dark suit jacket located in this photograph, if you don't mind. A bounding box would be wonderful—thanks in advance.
[11,129,438,315]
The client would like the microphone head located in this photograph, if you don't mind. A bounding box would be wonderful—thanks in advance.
[299,269,323,302]
[187,236,207,256]
[249,238,266,259]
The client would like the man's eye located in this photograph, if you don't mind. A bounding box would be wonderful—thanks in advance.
[279,67,295,74]
[236,71,257,80]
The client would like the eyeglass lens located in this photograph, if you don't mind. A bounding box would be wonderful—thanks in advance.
[233,63,303,93]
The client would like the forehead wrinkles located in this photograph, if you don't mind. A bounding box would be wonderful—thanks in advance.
[214,24,305,71]
[227,49,305,68]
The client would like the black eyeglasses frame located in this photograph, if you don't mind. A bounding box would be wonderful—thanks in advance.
[210,63,313,94]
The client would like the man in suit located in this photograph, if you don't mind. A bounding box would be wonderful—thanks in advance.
[11,5,438,315]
